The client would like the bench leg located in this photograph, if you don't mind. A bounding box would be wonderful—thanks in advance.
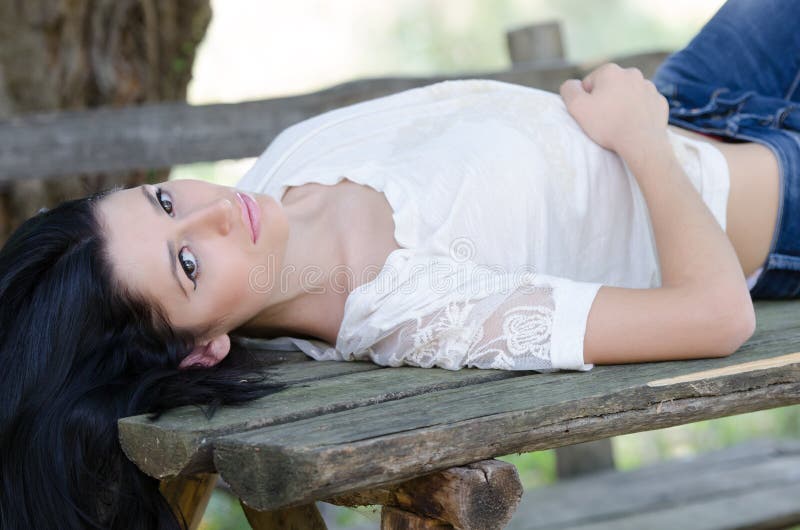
[555,438,615,479]
[240,500,328,530]
[381,506,453,529]
[325,458,522,530]
[159,473,218,530]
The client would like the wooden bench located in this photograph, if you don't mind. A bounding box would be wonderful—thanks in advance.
[118,299,800,529]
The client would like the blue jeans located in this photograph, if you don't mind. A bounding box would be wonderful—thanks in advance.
[651,0,800,299]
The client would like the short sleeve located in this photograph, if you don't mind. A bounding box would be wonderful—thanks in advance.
[334,250,603,372]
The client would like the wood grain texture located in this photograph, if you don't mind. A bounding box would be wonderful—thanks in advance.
[119,358,384,477]
[326,459,522,530]
[505,438,800,530]
[0,51,669,182]
[381,506,453,529]
[119,360,520,478]
[648,351,800,387]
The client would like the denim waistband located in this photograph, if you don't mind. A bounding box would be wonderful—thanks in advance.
[656,79,800,298]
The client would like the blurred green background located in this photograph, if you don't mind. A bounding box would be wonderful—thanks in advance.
[172,0,800,528]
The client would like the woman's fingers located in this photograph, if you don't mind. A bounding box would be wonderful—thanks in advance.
[581,62,622,92]
[559,78,586,108]
[626,66,644,80]
[558,61,668,154]
[561,62,630,114]
[581,63,644,91]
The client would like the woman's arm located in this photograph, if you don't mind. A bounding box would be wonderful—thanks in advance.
[560,63,756,364]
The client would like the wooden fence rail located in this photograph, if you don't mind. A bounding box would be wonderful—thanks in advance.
[0,24,668,183]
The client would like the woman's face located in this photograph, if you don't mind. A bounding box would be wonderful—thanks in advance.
[96,179,289,341]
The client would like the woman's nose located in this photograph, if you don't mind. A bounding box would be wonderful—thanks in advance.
[179,197,233,237]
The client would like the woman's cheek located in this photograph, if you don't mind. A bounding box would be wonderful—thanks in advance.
[212,255,252,301]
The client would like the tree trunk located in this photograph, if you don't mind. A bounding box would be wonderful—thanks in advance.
[0,0,211,243]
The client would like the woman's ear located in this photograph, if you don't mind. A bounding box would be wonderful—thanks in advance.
[178,334,231,369]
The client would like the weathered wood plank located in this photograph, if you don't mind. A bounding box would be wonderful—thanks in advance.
[118,298,800,480]
[212,336,800,510]
[0,51,669,182]
[159,473,218,530]
[749,299,800,335]
[326,459,522,530]
[119,364,522,478]
[381,506,453,529]
[647,351,800,387]
[121,300,800,502]
[243,342,311,364]
[754,300,800,328]
[552,297,799,481]
[505,438,800,530]
[247,356,382,384]
[119,359,381,477]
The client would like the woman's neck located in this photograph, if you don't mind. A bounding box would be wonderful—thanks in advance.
[236,185,349,345]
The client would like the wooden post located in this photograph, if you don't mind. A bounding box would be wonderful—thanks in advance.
[506,21,565,65]
[159,473,218,530]
[381,506,453,529]
[240,501,328,530]
[556,438,616,479]
[325,459,522,530]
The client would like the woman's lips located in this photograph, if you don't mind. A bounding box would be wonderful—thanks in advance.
[235,192,261,244]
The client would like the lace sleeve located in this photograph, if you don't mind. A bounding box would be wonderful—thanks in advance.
[335,251,603,372]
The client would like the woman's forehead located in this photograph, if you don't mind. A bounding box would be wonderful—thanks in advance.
[97,186,187,310]
[98,187,151,244]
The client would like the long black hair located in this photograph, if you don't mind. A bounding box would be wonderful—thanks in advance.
[0,189,289,529]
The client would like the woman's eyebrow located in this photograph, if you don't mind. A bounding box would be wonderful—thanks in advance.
[141,185,162,215]
[141,186,189,300]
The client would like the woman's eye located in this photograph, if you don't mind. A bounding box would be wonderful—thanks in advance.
[178,247,199,287]
[156,188,174,216]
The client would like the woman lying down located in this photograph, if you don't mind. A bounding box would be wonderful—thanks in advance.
[2,0,798,527]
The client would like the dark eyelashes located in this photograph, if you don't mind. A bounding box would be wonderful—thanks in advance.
[154,186,198,289]
[180,247,199,290]
[155,187,174,216]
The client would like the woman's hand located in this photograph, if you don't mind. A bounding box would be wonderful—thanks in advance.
[559,62,669,158]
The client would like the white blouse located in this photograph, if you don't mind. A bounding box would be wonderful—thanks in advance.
[235,79,731,372]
